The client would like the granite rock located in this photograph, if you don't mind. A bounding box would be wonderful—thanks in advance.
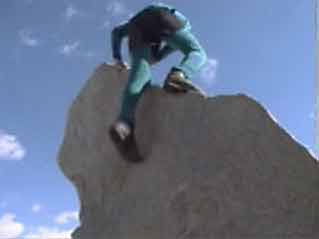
[58,63,319,239]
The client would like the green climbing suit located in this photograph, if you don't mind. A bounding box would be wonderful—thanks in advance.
[111,3,207,127]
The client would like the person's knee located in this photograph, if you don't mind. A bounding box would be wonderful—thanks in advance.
[198,47,207,67]
[189,47,207,67]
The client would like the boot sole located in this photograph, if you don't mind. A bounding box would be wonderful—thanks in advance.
[164,81,207,97]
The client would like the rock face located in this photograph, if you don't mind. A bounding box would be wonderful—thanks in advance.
[58,63,319,239]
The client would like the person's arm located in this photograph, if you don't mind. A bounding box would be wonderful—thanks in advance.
[111,22,130,63]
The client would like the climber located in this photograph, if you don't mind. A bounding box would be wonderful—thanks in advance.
[110,3,207,143]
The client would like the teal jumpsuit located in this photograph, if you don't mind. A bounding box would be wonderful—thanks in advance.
[111,4,207,128]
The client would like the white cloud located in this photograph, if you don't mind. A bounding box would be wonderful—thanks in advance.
[84,50,96,58]
[106,1,128,17]
[18,29,39,47]
[102,1,132,30]
[65,5,78,21]
[0,130,26,160]
[200,58,218,85]
[24,226,73,239]
[59,41,80,56]
[0,213,24,239]
[54,211,79,225]
[100,20,111,29]
[31,204,42,213]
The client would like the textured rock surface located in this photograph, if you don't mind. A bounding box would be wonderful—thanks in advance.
[58,63,319,239]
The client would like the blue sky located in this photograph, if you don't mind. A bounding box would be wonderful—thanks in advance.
[0,0,316,238]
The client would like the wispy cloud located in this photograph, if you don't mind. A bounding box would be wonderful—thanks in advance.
[24,226,72,239]
[54,211,79,225]
[106,1,128,17]
[59,41,80,56]
[26,0,33,4]
[18,29,39,47]
[83,50,96,58]
[65,5,78,21]
[199,58,218,86]
[0,213,25,239]
[100,1,131,30]
[0,130,26,160]
[0,212,75,239]
[309,111,315,119]
[31,204,42,213]
[99,20,111,29]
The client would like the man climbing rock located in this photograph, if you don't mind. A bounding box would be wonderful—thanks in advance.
[110,3,207,143]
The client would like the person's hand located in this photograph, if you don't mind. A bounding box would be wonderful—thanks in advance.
[113,59,129,71]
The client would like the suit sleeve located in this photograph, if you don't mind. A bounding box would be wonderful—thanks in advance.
[111,22,130,62]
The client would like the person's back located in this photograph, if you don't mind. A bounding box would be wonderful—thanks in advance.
[128,4,188,46]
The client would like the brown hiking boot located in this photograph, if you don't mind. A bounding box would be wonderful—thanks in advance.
[164,70,205,96]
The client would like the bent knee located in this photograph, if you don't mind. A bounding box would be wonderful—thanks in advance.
[190,47,207,67]
[198,47,207,66]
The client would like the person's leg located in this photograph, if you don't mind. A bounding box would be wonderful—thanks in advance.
[117,46,152,130]
[165,27,207,80]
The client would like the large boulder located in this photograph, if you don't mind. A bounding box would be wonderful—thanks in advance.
[58,63,319,239]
